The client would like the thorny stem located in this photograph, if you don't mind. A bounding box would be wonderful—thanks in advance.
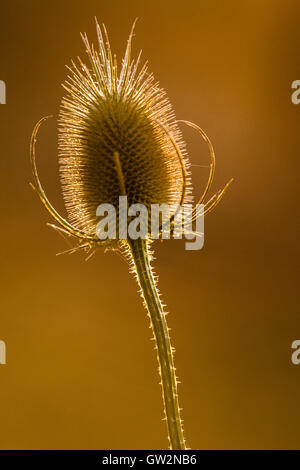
[127,237,187,450]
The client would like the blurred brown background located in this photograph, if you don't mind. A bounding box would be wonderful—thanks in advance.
[0,0,299,449]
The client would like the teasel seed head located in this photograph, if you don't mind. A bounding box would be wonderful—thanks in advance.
[30,19,232,252]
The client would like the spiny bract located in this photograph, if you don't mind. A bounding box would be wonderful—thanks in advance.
[58,20,192,241]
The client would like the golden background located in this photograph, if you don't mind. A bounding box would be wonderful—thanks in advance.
[0,0,299,449]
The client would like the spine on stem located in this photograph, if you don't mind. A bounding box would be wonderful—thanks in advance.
[127,237,187,450]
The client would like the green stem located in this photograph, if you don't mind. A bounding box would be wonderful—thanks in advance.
[127,237,187,450]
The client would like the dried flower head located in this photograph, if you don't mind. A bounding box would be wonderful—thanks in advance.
[59,20,192,240]
[30,19,232,251]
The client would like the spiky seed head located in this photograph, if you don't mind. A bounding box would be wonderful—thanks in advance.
[58,20,192,243]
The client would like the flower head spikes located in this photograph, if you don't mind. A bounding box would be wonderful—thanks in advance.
[30,19,232,251]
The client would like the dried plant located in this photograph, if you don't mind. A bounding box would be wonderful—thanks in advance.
[30,19,232,449]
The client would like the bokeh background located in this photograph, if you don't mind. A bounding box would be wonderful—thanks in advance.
[0,0,299,449]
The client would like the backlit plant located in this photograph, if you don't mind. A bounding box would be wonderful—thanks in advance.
[30,19,232,449]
